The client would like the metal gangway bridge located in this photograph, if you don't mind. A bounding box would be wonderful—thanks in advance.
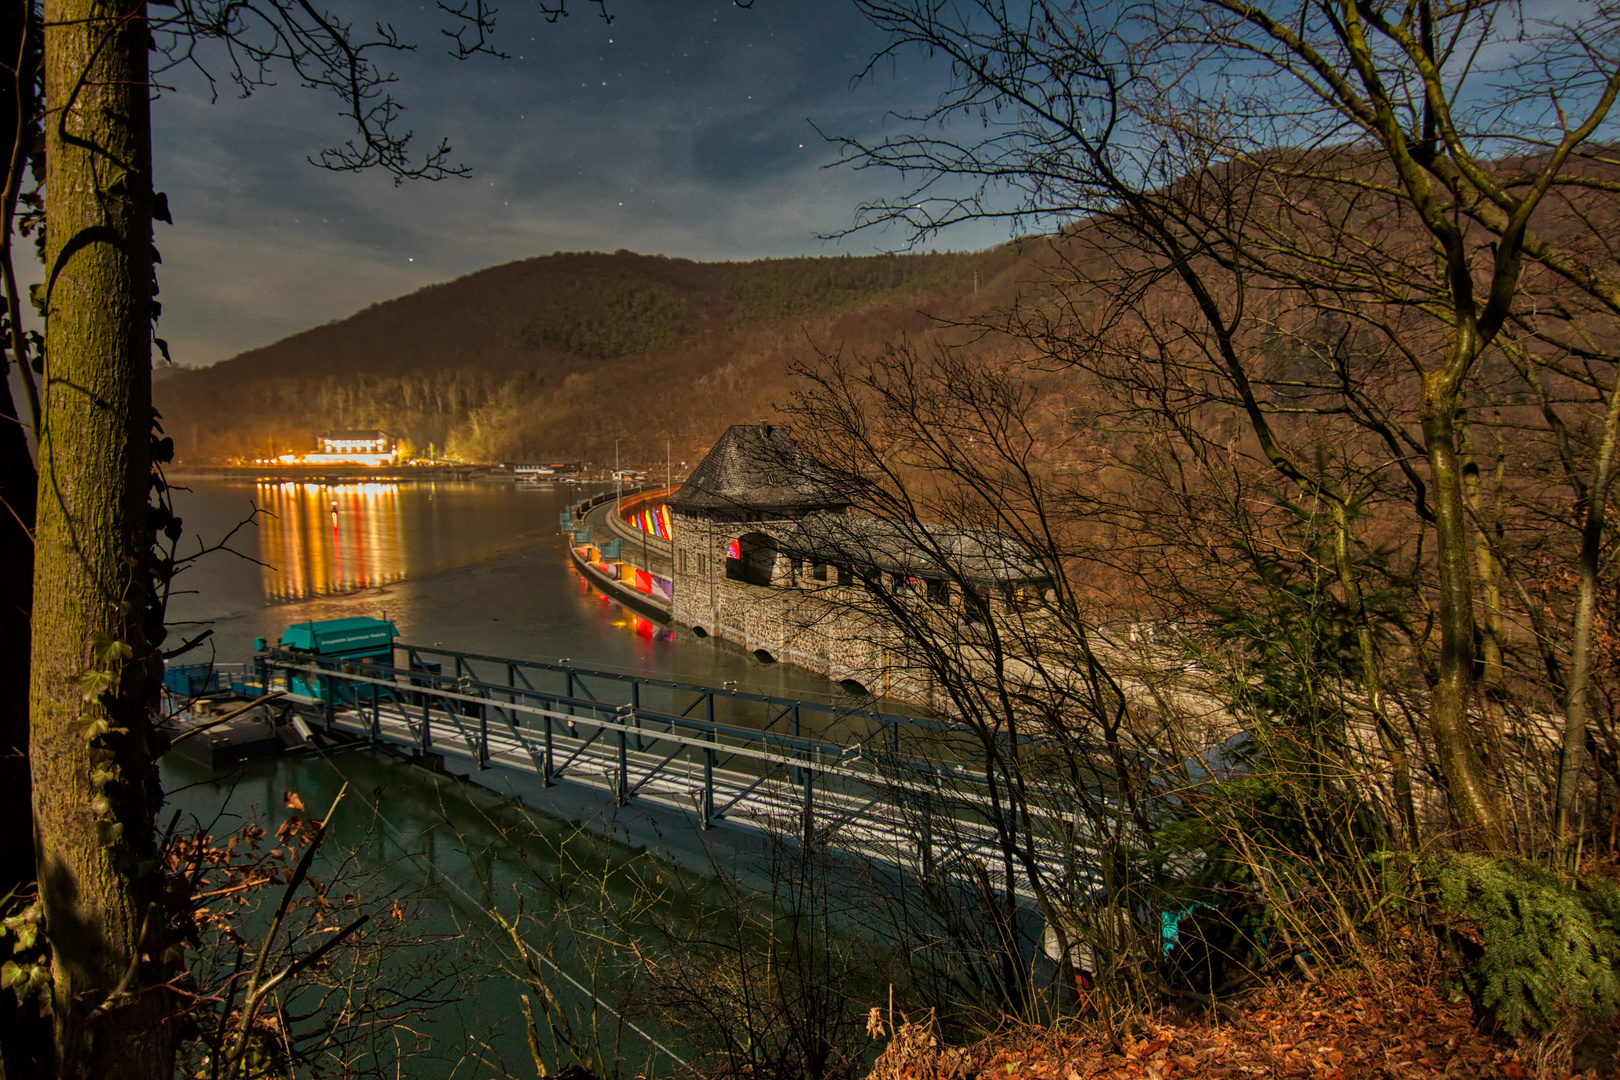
[248,643,1103,896]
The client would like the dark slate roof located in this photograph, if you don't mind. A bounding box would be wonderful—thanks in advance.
[667,423,850,514]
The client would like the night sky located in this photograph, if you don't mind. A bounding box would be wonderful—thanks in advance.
[140,1,1003,368]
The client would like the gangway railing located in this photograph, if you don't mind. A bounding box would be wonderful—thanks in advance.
[253,647,1110,897]
[393,641,1026,763]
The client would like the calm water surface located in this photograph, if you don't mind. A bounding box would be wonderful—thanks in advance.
[162,746,686,1077]
[159,478,875,1074]
[166,477,846,702]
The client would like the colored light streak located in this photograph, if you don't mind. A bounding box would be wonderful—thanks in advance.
[623,501,672,540]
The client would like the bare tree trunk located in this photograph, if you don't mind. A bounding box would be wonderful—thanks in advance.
[1458,417,1506,692]
[1561,527,1603,842]
[1330,504,1418,849]
[33,2,169,1075]
[1422,376,1505,852]
[1555,370,1620,840]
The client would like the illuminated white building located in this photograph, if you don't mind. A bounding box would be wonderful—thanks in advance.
[318,430,393,456]
[275,430,397,466]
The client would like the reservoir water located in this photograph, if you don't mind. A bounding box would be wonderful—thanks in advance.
[167,477,844,701]
[160,478,881,1076]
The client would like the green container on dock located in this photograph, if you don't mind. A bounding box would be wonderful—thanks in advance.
[278,616,398,705]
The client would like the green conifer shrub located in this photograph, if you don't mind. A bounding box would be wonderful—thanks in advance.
[1434,854,1620,1035]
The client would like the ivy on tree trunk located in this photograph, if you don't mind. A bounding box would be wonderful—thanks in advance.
[32,2,169,1075]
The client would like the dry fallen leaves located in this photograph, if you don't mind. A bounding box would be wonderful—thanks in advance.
[863,965,1619,1080]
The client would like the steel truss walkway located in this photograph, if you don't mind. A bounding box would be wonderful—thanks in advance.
[255,644,1104,897]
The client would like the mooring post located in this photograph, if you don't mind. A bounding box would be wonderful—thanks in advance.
[617,715,629,806]
[543,714,554,786]
[890,718,900,756]
[701,693,718,828]
[791,704,802,785]
[802,750,814,845]
[421,697,432,752]
[372,689,381,740]
[632,681,643,751]
[702,741,715,829]
[479,708,489,770]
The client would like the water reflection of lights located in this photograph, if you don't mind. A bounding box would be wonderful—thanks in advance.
[574,568,672,641]
[611,609,672,641]
[257,482,406,601]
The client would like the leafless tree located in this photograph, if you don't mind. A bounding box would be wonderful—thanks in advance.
[4,2,606,1074]
[832,0,1620,862]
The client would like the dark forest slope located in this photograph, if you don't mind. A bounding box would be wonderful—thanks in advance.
[156,246,1044,468]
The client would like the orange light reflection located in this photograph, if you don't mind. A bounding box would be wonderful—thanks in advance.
[607,608,671,641]
[257,481,405,601]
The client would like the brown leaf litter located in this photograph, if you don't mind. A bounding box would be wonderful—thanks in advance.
[865,967,1619,1080]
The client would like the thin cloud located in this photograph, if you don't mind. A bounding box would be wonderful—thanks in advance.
[144,1,986,368]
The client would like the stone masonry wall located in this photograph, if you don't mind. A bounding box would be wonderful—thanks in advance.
[669,509,938,704]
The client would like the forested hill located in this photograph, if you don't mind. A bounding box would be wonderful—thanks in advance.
[155,246,1037,468]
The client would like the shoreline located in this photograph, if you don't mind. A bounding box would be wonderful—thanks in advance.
[168,464,501,483]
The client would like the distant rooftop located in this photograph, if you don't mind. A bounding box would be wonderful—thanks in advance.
[320,429,390,441]
[667,423,849,515]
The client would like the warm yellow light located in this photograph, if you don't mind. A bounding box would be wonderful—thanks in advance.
[297,452,395,467]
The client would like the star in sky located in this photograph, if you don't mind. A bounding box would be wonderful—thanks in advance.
[126,1,1006,368]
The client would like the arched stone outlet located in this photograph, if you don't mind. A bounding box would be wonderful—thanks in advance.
[839,678,869,696]
[753,648,777,664]
[691,625,709,638]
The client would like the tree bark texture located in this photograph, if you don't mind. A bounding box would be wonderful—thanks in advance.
[1330,504,1418,849]
[1555,377,1620,839]
[33,2,168,1075]
[1421,375,1506,852]
[1458,419,1506,693]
